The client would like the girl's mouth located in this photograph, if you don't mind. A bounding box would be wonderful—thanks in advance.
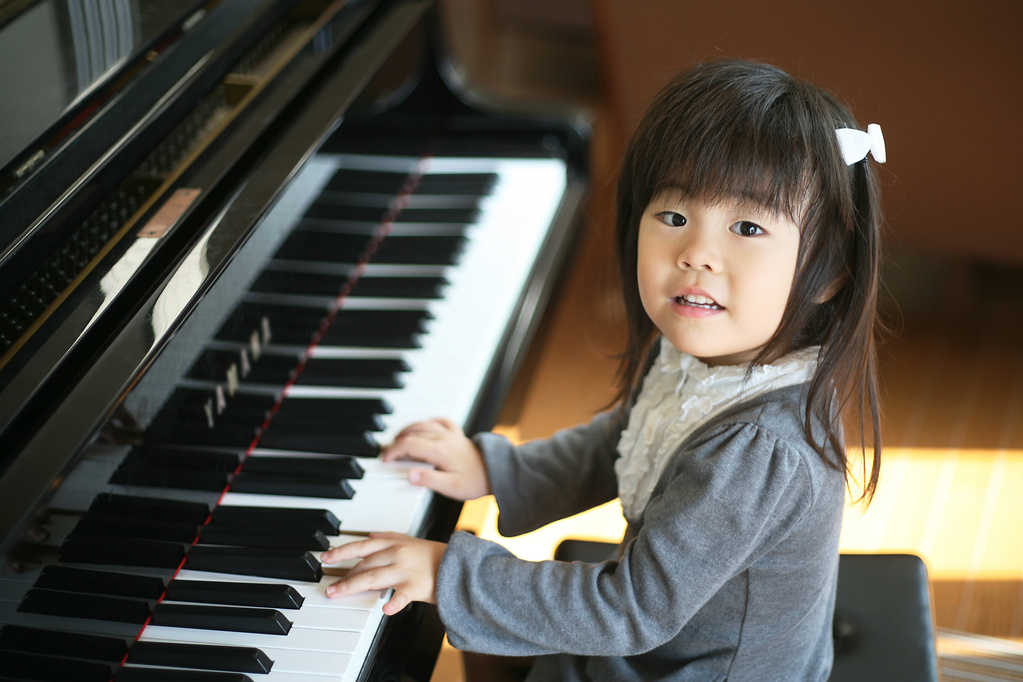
[675,293,723,310]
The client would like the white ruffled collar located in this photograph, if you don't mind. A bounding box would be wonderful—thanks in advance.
[614,338,818,523]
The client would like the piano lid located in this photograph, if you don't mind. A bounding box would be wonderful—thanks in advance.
[0,0,209,191]
[0,0,414,476]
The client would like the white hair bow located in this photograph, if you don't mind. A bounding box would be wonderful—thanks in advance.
[835,124,886,164]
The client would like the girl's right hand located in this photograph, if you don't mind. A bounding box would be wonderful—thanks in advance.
[381,418,492,501]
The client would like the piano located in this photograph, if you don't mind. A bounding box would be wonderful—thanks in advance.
[0,0,588,680]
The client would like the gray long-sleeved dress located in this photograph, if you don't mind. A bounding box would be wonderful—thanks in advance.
[435,384,846,681]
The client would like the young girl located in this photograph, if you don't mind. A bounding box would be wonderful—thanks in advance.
[323,59,886,681]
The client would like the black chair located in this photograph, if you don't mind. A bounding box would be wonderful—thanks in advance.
[830,553,938,681]
[553,542,939,681]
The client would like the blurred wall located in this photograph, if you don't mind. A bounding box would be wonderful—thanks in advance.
[592,0,1023,265]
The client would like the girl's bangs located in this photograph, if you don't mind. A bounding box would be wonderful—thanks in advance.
[651,125,814,222]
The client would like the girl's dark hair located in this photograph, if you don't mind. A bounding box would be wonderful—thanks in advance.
[613,59,883,504]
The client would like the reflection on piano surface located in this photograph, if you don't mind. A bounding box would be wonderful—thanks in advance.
[0,1,588,680]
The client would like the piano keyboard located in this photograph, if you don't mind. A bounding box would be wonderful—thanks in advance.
[0,151,569,681]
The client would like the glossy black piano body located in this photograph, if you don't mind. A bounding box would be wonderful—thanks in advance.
[0,0,587,679]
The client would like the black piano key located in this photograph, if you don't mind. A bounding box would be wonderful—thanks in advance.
[129,444,242,472]
[216,301,327,346]
[71,513,200,543]
[273,231,372,263]
[142,398,271,450]
[0,650,112,682]
[267,411,386,435]
[35,566,166,600]
[115,666,254,682]
[230,473,355,499]
[292,357,410,389]
[188,347,251,382]
[416,171,497,194]
[18,588,151,624]
[350,275,447,299]
[416,172,498,195]
[253,270,446,300]
[209,352,408,389]
[277,230,465,266]
[242,454,364,479]
[199,523,331,550]
[0,624,129,662]
[205,391,278,420]
[60,535,186,569]
[271,396,390,426]
[149,423,259,449]
[250,270,348,297]
[372,235,466,265]
[109,464,230,491]
[165,579,303,609]
[129,640,273,674]
[209,506,340,535]
[303,203,478,225]
[320,309,430,348]
[89,494,211,525]
[226,351,300,386]
[323,169,496,196]
[186,545,322,582]
[323,168,407,194]
[151,603,291,635]
[153,389,275,429]
[218,301,432,348]
[302,203,385,223]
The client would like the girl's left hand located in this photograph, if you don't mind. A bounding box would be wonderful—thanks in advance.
[323,533,446,616]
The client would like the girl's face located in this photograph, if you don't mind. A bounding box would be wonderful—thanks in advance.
[637,192,801,366]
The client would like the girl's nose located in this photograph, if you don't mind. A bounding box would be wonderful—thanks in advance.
[676,229,719,271]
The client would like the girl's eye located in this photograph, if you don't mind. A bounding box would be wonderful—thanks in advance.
[656,211,687,227]
[731,221,764,237]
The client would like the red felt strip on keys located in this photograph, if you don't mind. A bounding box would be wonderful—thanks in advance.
[120,156,432,666]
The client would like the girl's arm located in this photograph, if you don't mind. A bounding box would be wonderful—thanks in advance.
[380,412,624,534]
[322,413,624,610]
[476,410,623,536]
[437,418,840,658]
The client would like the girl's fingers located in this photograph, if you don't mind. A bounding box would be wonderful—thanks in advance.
[432,417,459,431]
[321,533,397,564]
[391,419,450,440]
[382,589,412,615]
[324,536,444,610]
[407,467,470,499]
[380,435,446,465]
[382,418,466,462]
[326,564,396,598]
[327,569,412,616]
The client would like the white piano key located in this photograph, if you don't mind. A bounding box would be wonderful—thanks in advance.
[171,570,380,611]
[139,622,361,653]
[154,598,369,633]
[264,261,447,278]
[221,468,429,517]
[314,190,482,210]
[0,578,37,601]
[243,293,433,311]
[234,646,350,676]
[120,665,341,682]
